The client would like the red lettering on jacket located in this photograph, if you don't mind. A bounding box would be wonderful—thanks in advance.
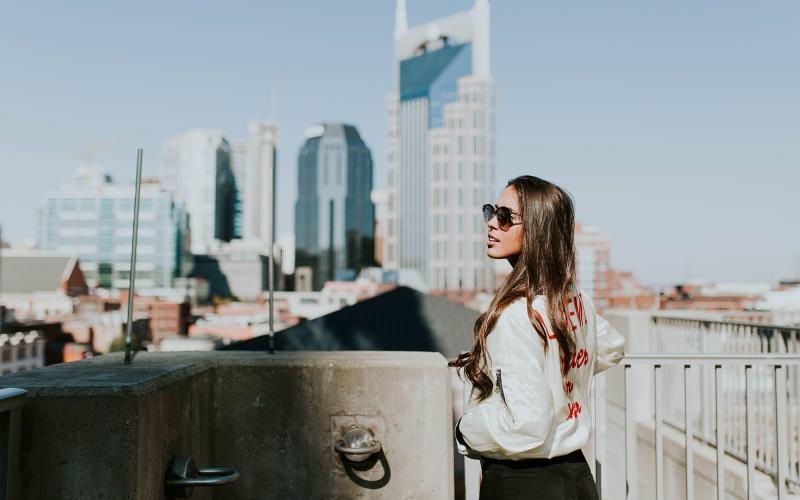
[533,309,557,341]
[567,402,582,420]
[568,295,587,332]
[564,381,574,394]
[564,348,589,370]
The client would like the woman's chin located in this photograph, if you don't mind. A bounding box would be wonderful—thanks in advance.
[486,247,506,259]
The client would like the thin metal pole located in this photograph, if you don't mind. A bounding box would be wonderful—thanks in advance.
[625,364,635,499]
[775,365,787,499]
[715,365,725,500]
[745,365,755,500]
[0,223,4,336]
[685,364,694,500]
[655,365,664,500]
[267,149,275,354]
[124,149,143,365]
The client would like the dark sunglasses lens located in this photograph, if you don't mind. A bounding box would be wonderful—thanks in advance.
[495,207,512,229]
[482,204,494,223]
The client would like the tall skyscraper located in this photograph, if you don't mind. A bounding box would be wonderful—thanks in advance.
[384,0,495,292]
[160,129,238,254]
[38,167,190,289]
[295,124,375,290]
[240,121,278,244]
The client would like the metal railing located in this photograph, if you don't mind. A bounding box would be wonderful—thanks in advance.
[651,316,800,495]
[0,333,44,376]
[621,354,800,500]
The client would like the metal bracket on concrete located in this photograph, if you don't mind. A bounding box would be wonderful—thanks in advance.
[165,456,240,498]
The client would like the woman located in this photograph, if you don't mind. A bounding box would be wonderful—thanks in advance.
[450,175,626,500]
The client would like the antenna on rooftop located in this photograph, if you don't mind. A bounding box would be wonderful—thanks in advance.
[124,149,143,365]
[267,150,276,354]
[0,223,4,335]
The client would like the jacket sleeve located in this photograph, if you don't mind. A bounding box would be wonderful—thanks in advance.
[594,314,626,374]
[457,305,554,458]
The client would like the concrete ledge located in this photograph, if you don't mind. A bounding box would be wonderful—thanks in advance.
[0,351,453,499]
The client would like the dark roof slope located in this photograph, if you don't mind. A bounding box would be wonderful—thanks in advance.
[221,286,478,359]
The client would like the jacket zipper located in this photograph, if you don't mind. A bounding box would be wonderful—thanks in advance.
[495,369,515,422]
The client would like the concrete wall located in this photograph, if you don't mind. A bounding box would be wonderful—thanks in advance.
[0,351,453,500]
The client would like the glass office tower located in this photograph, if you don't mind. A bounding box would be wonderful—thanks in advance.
[295,124,375,290]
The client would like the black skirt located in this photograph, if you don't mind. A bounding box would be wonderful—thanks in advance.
[478,450,599,500]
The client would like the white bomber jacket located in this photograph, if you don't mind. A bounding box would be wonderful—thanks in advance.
[456,290,625,460]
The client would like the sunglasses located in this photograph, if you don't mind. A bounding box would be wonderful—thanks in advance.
[482,204,522,231]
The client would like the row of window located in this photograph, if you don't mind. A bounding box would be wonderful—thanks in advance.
[431,240,486,261]
[432,187,485,209]
[431,213,485,234]
[386,241,485,276]
[52,198,166,212]
[431,136,485,157]
[431,266,486,290]
[432,160,483,182]
[443,109,490,130]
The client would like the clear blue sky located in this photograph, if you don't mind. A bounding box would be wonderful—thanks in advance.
[1,1,798,286]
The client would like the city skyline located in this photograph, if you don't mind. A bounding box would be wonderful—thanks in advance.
[1,1,799,286]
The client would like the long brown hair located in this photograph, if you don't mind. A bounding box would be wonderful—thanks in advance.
[450,175,577,401]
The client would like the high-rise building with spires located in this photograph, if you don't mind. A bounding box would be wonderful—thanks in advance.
[384,0,495,292]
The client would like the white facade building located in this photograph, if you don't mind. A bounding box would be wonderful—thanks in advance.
[240,121,278,244]
[160,129,237,254]
[384,0,495,292]
[575,224,611,309]
[38,167,187,289]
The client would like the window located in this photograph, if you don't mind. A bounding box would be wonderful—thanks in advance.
[458,189,463,208]
[473,110,479,128]
[458,162,463,180]
[458,215,463,232]
[458,136,463,154]
[473,137,480,155]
